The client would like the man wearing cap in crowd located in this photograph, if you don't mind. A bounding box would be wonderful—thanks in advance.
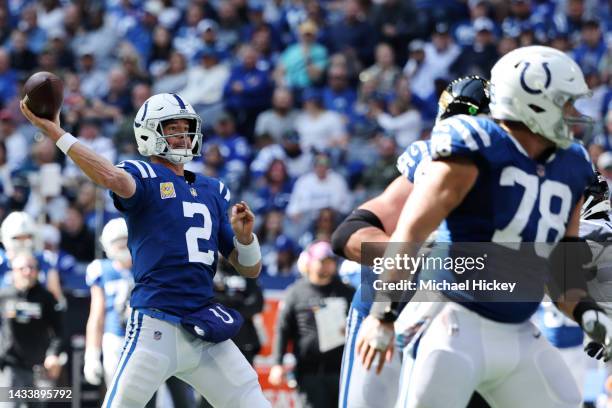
[250,128,313,180]
[450,16,498,78]
[268,240,354,408]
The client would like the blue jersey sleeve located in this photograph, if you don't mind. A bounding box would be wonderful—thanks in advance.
[430,115,493,161]
[85,260,103,288]
[111,160,156,212]
[217,181,235,259]
[396,140,431,183]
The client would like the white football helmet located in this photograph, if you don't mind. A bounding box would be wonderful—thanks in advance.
[1,212,36,253]
[133,93,203,164]
[100,218,130,263]
[490,45,592,148]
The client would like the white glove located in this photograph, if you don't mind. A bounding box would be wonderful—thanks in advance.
[83,348,103,385]
[581,310,612,361]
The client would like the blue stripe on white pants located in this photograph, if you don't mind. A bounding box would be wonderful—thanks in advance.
[104,310,144,408]
[339,307,363,408]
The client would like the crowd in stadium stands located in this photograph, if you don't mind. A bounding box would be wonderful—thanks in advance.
[0,0,609,404]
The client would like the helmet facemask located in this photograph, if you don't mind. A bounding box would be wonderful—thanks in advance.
[155,116,203,164]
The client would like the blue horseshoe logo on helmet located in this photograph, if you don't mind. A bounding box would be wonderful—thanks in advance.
[520,62,551,95]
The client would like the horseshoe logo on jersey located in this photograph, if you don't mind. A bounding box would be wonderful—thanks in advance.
[520,62,551,95]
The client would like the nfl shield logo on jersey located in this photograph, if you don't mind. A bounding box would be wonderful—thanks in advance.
[160,182,176,199]
[190,187,198,197]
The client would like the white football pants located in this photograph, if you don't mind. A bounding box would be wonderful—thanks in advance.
[102,309,270,408]
[395,302,582,408]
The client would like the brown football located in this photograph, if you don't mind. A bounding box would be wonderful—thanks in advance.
[23,71,64,120]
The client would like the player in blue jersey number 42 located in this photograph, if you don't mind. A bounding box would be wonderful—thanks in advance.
[20,93,271,408]
[359,45,607,408]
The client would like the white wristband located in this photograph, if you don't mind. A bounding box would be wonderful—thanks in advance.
[56,133,78,155]
[233,234,261,267]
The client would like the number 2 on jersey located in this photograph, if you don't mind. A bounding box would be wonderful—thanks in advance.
[183,201,215,265]
[492,166,572,254]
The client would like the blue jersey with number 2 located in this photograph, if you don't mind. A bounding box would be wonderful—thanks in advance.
[111,160,235,317]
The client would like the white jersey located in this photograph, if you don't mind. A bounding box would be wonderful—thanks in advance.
[580,218,612,314]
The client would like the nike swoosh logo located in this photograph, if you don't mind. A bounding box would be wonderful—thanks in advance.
[154,107,164,111]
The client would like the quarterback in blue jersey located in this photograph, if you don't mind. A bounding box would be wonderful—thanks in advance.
[20,93,271,408]
[333,76,491,408]
[358,46,604,408]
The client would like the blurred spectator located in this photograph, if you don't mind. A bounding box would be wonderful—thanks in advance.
[124,3,158,63]
[573,19,608,75]
[0,251,64,391]
[590,109,612,161]
[257,209,286,249]
[113,83,152,160]
[198,19,226,57]
[370,0,421,64]
[64,118,116,179]
[213,258,264,365]
[275,20,328,91]
[0,110,27,172]
[575,70,608,124]
[251,129,313,180]
[241,1,282,52]
[148,26,173,73]
[300,207,341,246]
[359,43,401,95]
[9,29,37,73]
[497,35,519,57]
[373,77,423,148]
[223,44,273,139]
[254,87,298,146]
[286,153,351,221]
[360,135,399,193]
[403,23,460,103]
[180,47,230,114]
[202,112,251,192]
[260,234,300,290]
[0,8,11,46]
[251,24,280,72]
[328,0,374,67]
[553,0,588,42]
[75,181,116,235]
[0,50,17,107]
[118,47,151,87]
[37,0,64,33]
[295,88,348,153]
[172,5,206,62]
[19,6,47,54]
[0,141,14,207]
[216,1,242,51]
[269,240,354,408]
[501,0,547,43]
[76,49,107,100]
[251,159,294,215]
[453,0,491,47]
[322,64,357,120]
[152,51,188,94]
[60,206,96,264]
[73,6,118,69]
[90,67,132,123]
[450,17,498,78]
